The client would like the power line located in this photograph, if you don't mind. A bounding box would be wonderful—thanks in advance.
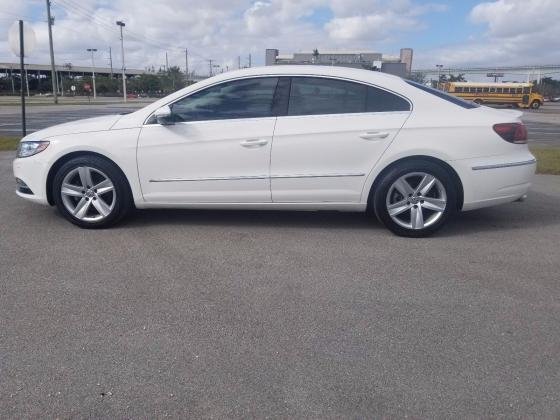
[55,0,210,62]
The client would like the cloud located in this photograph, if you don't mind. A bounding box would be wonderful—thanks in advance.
[0,0,557,75]
[418,0,560,68]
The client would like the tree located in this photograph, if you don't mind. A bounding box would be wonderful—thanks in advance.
[312,48,319,64]
[408,72,426,84]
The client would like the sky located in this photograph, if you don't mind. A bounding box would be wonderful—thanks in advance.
[0,0,559,77]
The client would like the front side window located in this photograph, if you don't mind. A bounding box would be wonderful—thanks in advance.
[171,77,279,122]
[287,77,410,116]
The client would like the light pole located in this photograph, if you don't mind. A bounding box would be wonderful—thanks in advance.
[87,48,97,98]
[436,64,443,89]
[116,21,127,102]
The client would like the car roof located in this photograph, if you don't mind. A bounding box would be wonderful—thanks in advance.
[213,65,404,84]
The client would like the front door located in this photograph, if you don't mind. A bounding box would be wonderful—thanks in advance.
[137,77,279,203]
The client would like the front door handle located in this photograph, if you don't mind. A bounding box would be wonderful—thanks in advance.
[240,139,269,148]
[360,131,390,140]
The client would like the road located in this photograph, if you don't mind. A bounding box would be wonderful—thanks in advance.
[0,101,559,147]
[1,151,559,418]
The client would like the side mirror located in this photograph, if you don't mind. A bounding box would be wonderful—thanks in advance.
[154,105,174,125]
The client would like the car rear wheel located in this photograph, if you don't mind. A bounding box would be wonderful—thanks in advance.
[53,156,132,228]
[372,161,458,237]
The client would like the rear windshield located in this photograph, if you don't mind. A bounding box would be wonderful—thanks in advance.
[405,80,479,109]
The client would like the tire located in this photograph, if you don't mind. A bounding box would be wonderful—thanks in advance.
[473,98,483,105]
[372,160,458,237]
[52,155,132,228]
[530,100,541,109]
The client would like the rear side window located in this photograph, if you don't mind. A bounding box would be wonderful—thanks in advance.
[287,77,410,116]
[288,77,366,116]
[366,86,410,112]
[405,80,479,109]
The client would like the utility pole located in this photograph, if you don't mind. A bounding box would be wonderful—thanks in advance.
[116,21,127,102]
[185,48,189,81]
[248,53,251,68]
[165,51,169,71]
[208,59,213,77]
[46,0,58,103]
[18,20,26,136]
[24,66,30,97]
[436,64,443,89]
[109,47,113,78]
[87,48,97,99]
[10,66,15,94]
[238,56,241,69]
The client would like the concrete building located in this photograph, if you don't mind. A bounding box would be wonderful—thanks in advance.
[265,48,413,77]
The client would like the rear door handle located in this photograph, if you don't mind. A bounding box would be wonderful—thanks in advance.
[240,139,269,148]
[360,131,390,140]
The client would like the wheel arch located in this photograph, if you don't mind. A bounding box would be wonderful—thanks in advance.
[366,155,464,212]
[46,151,133,206]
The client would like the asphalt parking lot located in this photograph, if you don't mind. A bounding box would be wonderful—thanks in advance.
[1,150,559,417]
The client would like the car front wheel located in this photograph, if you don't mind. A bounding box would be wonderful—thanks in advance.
[372,161,458,237]
[53,156,132,228]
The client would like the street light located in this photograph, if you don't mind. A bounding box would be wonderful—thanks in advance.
[436,64,443,89]
[86,48,97,99]
[116,20,127,102]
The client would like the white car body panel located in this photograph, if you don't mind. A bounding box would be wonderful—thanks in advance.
[137,117,276,203]
[271,111,410,202]
[13,65,535,217]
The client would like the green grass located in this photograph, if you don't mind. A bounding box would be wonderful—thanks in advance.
[530,147,560,175]
[0,136,19,151]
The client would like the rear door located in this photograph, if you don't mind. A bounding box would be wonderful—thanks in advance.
[270,77,411,203]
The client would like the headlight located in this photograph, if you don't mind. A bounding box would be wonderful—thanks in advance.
[16,141,50,158]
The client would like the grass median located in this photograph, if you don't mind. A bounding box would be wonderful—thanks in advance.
[0,136,19,151]
[1,136,559,175]
[530,147,560,175]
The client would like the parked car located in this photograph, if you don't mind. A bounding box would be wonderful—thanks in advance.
[13,66,535,237]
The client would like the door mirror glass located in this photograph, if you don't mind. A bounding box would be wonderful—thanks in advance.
[154,105,174,125]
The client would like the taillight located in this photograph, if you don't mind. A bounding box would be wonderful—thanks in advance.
[493,123,528,144]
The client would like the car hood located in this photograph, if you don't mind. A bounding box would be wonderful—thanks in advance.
[24,114,123,141]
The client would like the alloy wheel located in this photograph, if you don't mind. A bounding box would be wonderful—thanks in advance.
[385,171,447,230]
[60,166,116,222]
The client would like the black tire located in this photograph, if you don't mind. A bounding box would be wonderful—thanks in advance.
[372,160,458,237]
[530,100,541,109]
[473,98,483,105]
[52,155,132,228]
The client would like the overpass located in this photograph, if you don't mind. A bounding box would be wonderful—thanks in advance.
[0,62,146,78]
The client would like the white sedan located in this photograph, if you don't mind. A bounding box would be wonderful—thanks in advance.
[13,66,536,237]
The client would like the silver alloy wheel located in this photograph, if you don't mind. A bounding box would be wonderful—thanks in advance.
[386,171,447,230]
[60,166,116,222]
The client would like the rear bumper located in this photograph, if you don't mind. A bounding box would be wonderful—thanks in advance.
[451,151,536,211]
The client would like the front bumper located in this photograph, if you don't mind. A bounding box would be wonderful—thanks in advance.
[13,156,50,206]
[452,151,536,211]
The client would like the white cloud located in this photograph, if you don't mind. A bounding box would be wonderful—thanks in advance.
[0,0,558,75]
[418,0,560,68]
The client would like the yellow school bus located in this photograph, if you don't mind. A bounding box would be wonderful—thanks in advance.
[443,82,544,109]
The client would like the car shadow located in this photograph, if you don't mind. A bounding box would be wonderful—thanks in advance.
[117,189,559,236]
[124,208,381,231]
